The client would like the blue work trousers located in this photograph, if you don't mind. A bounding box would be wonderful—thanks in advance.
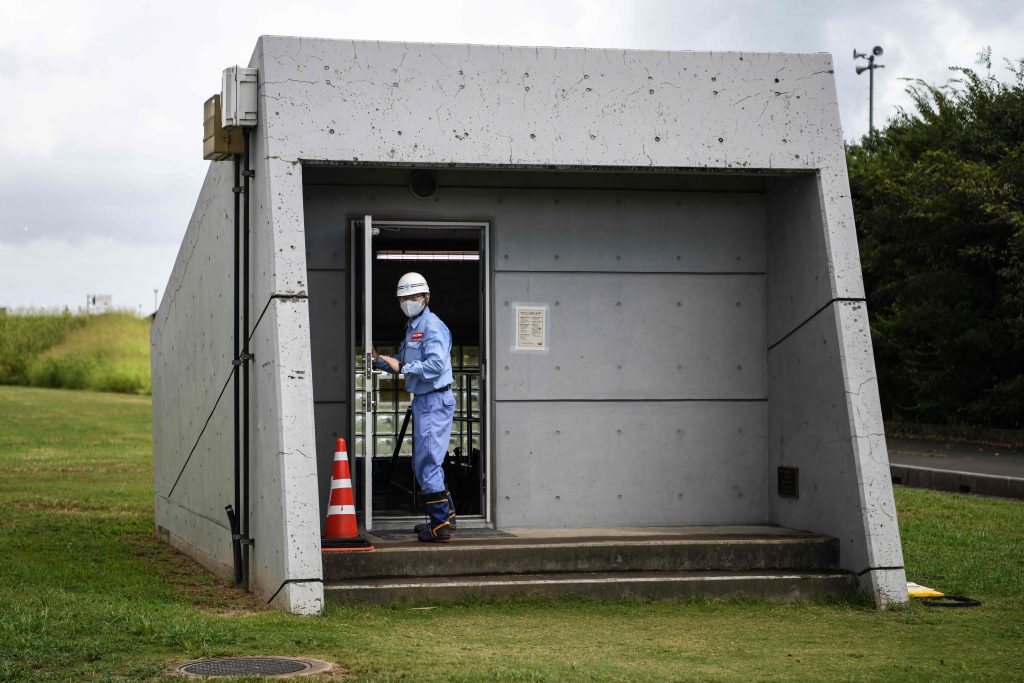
[412,389,456,493]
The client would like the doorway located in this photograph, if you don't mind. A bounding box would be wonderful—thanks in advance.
[351,217,490,531]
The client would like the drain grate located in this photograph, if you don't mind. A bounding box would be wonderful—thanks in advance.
[176,656,331,678]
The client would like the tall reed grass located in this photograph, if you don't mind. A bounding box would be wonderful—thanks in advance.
[0,311,150,394]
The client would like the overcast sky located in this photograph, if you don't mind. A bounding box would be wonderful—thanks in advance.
[2,0,1022,312]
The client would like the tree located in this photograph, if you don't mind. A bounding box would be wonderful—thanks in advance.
[847,51,1024,428]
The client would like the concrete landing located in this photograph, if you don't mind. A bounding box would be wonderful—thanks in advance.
[323,525,852,605]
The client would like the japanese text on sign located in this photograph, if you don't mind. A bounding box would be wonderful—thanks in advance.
[515,305,546,350]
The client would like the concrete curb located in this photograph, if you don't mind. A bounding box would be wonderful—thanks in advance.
[890,464,1024,501]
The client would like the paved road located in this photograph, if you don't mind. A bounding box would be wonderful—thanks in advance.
[887,438,1024,500]
[887,438,1024,478]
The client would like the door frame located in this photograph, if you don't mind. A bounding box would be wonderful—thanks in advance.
[352,217,492,532]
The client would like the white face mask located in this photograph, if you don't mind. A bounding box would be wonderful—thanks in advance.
[400,298,425,318]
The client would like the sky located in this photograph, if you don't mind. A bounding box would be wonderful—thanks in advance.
[1,0,1022,313]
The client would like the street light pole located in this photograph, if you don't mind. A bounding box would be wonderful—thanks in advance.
[854,46,886,136]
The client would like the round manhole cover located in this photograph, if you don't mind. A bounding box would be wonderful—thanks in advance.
[175,656,332,678]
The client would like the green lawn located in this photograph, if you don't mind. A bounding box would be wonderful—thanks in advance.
[1,385,1022,682]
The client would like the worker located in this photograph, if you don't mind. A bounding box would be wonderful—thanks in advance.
[373,272,457,542]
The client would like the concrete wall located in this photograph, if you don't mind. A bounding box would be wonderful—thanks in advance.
[152,126,323,614]
[765,175,906,606]
[302,185,352,536]
[303,182,768,527]
[490,187,766,526]
[248,297,322,609]
[156,36,907,611]
[152,161,236,577]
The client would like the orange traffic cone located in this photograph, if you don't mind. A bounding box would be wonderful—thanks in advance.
[322,438,374,551]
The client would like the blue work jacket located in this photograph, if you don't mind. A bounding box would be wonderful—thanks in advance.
[376,306,453,395]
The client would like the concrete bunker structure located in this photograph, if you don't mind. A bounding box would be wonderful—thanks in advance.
[152,36,907,614]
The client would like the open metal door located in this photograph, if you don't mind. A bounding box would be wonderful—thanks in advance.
[361,214,375,531]
[353,217,491,531]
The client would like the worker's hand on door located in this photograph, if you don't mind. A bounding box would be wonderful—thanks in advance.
[371,345,378,360]
[379,355,400,373]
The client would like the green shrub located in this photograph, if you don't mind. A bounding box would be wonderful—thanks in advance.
[93,367,146,394]
[26,354,96,390]
[0,311,150,395]
[848,54,1024,428]
[0,312,85,385]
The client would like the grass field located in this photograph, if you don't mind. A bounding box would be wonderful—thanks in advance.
[1,385,1022,682]
[0,311,151,394]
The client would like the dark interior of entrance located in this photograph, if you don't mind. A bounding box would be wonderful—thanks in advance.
[354,225,484,520]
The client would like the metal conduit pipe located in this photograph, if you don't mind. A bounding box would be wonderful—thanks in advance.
[241,127,253,592]
[226,152,243,587]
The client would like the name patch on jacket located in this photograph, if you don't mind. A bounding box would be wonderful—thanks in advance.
[411,332,424,340]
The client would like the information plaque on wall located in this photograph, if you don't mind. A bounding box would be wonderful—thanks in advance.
[515,305,547,350]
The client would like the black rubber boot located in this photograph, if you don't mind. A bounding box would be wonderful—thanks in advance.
[414,490,457,536]
[446,490,457,534]
[416,491,452,543]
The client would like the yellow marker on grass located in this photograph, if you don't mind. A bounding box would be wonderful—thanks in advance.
[907,581,944,598]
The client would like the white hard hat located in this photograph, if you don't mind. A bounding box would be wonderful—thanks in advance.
[396,272,430,297]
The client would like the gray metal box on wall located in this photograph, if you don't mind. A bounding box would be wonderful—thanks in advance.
[153,36,907,614]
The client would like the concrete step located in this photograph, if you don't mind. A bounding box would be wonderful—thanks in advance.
[322,526,840,581]
[323,570,857,605]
